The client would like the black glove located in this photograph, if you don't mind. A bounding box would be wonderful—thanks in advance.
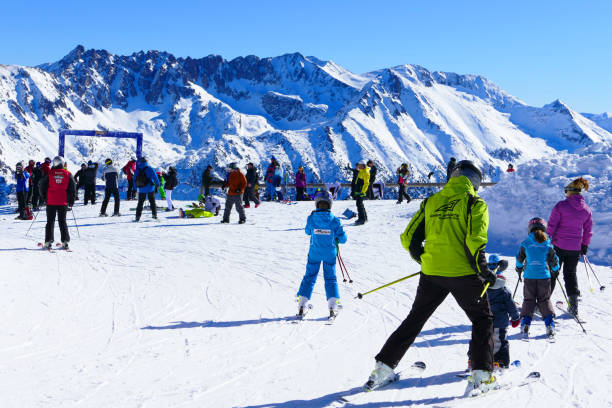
[516,266,524,281]
[478,268,497,285]
[581,244,588,255]
[497,259,509,272]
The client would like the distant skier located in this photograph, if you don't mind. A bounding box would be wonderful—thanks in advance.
[396,163,411,204]
[296,190,347,319]
[164,166,178,211]
[14,162,30,220]
[364,160,497,394]
[506,164,515,173]
[345,162,359,198]
[25,160,35,205]
[273,163,284,201]
[31,162,44,210]
[243,163,260,208]
[547,177,592,317]
[468,254,519,369]
[156,170,166,201]
[74,163,86,201]
[122,158,137,200]
[39,156,75,249]
[41,157,51,177]
[516,218,560,339]
[200,165,223,198]
[446,157,456,182]
[353,161,370,225]
[295,166,307,201]
[99,158,121,217]
[265,157,278,201]
[221,163,247,224]
[83,161,98,205]
[133,157,160,222]
[366,160,377,200]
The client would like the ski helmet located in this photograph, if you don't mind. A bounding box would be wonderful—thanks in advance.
[44,157,51,164]
[105,158,112,165]
[315,190,333,209]
[52,156,65,168]
[527,217,547,234]
[16,162,23,170]
[487,254,501,269]
[228,162,238,170]
[81,163,86,167]
[451,160,483,191]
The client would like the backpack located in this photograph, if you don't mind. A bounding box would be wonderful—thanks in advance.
[135,169,149,188]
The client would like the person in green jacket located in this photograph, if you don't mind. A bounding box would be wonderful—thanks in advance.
[364,160,498,395]
[353,161,370,225]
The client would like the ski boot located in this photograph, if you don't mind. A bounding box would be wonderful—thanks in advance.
[99,213,108,217]
[238,219,246,224]
[327,298,342,322]
[464,370,498,397]
[296,296,310,320]
[364,361,396,391]
[61,241,69,250]
[43,241,53,250]
[112,212,121,217]
[178,208,185,218]
[569,295,579,317]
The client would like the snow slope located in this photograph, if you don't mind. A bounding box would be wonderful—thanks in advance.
[1,199,610,407]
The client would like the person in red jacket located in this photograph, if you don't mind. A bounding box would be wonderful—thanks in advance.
[25,160,35,205]
[123,158,137,200]
[221,163,247,224]
[39,156,76,249]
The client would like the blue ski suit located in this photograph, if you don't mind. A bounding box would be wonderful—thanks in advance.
[297,209,347,300]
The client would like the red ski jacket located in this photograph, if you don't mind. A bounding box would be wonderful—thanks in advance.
[44,168,75,206]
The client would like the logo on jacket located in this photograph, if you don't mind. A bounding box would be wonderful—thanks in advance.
[435,200,459,213]
[53,173,65,184]
[431,199,460,220]
[314,229,331,235]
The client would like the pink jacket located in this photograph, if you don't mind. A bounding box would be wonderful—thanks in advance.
[547,195,593,251]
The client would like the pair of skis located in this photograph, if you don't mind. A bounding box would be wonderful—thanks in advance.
[37,242,72,252]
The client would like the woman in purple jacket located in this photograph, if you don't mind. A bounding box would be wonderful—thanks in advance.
[547,177,593,316]
[295,166,307,201]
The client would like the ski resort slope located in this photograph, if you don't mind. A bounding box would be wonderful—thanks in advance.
[0,200,611,408]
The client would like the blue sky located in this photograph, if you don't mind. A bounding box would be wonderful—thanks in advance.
[1,0,610,113]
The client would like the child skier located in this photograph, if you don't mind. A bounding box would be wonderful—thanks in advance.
[516,218,560,339]
[296,190,347,320]
[468,254,520,369]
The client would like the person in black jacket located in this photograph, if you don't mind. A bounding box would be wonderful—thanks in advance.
[346,163,359,199]
[164,166,178,211]
[83,161,98,205]
[31,162,44,210]
[74,163,86,201]
[99,159,121,216]
[446,157,457,182]
[243,163,260,208]
[366,160,377,200]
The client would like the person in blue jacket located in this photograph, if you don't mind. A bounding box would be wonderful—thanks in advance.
[468,254,520,369]
[296,190,347,319]
[14,162,30,219]
[516,217,560,338]
[132,157,160,222]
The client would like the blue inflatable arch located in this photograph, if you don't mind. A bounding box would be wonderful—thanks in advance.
[58,130,143,159]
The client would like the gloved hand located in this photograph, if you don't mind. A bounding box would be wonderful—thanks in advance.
[511,319,520,328]
[478,268,497,285]
[581,244,588,255]
[515,266,524,281]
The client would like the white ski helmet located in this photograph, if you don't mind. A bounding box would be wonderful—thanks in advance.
[52,156,65,168]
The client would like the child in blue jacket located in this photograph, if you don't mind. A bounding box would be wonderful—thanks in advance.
[296,190,347,319]
[516,217,560,338]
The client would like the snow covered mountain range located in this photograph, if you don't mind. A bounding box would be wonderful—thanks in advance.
[1,45,611,184]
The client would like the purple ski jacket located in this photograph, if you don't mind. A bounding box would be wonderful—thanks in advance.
[547,194,593,251]
[295,171,307,188]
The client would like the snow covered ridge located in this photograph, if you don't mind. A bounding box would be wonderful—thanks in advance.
[480,143,612,265]
[0,45,611,184]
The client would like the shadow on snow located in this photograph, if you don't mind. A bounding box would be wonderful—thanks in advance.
[140,316,328,330]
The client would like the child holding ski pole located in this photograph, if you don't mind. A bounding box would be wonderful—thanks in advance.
[516,218,560,340]
[296,190,347,321]
[468,254,520,369]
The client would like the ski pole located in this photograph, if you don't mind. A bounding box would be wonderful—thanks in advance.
[356,271,420,299]
[25,207,40,237]
[70,207,81,238]
[337,246,353,283]
[336,252,347,282]
[556,275,587,334]
[581,255,595,293]
[476,282,491,304]
[584,256,605,291]
[512,276,522,300]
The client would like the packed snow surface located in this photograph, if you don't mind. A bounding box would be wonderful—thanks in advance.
[1,196,611,407]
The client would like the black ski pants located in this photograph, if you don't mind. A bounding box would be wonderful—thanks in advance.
[17,191,27,218]
[135,192,156,220]
[243,186,260,207]
[551,246,580,297]
[397,185,411,203]
[375,274,494,371]
[45,205,69,243]
[223,194,246,222]
[31,183,41,208]
[126,179,135,200]
[296,187,306,201]
[100,187,120,215]
[76,182,84,200]
[356,195,367,221]
[84,183,96,204]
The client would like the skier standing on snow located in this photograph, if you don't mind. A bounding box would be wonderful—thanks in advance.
[83,161,98,205]
[446,157,456,182]
[468,254,519,369]
[516,218,560,338]
[243,163,260,208]
[296,190,347,319]
[122,158,137,200]
[221,163,247,224]
[365,160,497,394]
[353,161,370,225]
[133,157,160,222]
[546,177,592,317]
[295,166,307,201]
[264,157,278,201]
[366,160,377,200]
[39,156,75,249]
[74,163,86,201]
[99,159,121,217]
[396,163,411,204]
[164,166,178,211]
[200,165,222,199]
[14,162,30,220]
[346,163,359,198]
[31,162,44,210]
[25,160,35,205]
